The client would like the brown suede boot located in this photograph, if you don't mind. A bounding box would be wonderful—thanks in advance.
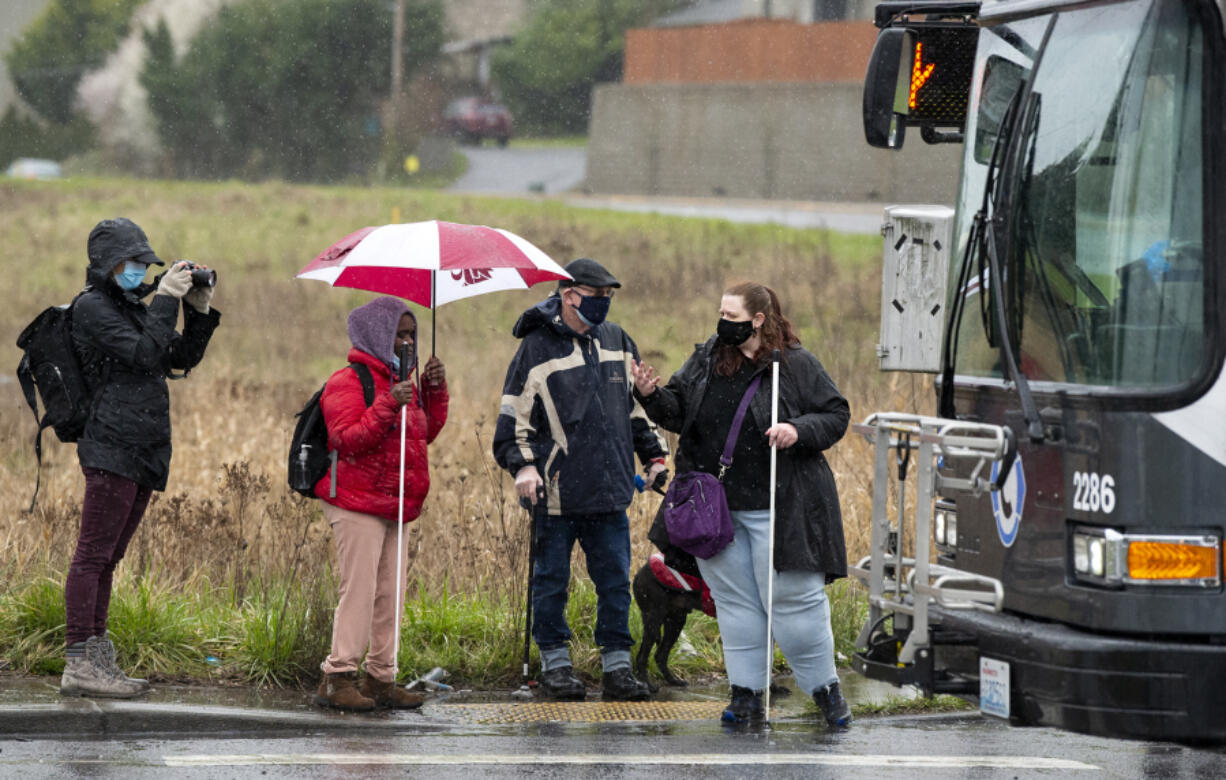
[314,671,376,712]
[360,676,426,710]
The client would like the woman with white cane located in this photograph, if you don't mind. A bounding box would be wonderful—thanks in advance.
[632,281,851,728]
[312,297,448,711]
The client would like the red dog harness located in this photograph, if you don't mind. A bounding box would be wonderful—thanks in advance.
[648,552,716,617]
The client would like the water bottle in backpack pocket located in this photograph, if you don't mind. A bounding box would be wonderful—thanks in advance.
[287,363,375,498]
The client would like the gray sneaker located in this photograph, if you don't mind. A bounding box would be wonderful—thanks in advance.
[93,634,150,690]
[60,654,146,698]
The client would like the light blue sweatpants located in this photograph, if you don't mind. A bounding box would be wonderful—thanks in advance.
[696,509,838,695]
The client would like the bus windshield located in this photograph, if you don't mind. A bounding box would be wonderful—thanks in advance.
[953,0,1207,390]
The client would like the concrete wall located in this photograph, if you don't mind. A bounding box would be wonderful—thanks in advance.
[586,82,961,203]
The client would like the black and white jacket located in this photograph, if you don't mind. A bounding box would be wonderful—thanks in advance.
[493,294,668,516]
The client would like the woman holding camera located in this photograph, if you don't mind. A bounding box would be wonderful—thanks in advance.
[313,297,448,712]
[62,218,220,698]
[630,281,851,728]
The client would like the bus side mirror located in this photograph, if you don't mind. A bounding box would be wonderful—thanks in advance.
[863,28,911,149]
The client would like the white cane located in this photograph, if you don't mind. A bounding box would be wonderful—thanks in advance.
[393,342,409,685]
[764,348,780,721]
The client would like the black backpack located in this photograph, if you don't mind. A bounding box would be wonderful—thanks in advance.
[16,290,92,511]
[288,363,375,498]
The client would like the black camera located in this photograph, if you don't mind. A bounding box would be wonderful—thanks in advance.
[179,261,216,288]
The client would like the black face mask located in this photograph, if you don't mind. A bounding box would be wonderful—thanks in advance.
[716,318,756,346]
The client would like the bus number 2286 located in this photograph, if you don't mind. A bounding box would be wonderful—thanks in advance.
[1072,471,1115,514]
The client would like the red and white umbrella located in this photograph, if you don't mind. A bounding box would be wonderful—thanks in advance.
[297,219,570,312]
[296,220,569,682]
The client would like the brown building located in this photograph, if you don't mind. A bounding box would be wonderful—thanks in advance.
[586,15,961,204]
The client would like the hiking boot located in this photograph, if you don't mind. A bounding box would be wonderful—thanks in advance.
[60,653,145,698]
[92,634,150,691]
[813,681,852,727]
[360,676,425,710]
[314,671,376,712]
[539,666,587,700]
[601,667,650,701]
[721,685,764,724]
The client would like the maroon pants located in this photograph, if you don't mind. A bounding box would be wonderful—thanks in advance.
[64,467,152,645]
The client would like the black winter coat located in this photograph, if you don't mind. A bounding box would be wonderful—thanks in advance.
[72,256,220,490]
[638,337,850,579]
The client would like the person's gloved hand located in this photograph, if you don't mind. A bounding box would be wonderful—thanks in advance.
[184,283,214,314]
[647,459,669,494]
[515,465,544,505]
[156,263,192,299]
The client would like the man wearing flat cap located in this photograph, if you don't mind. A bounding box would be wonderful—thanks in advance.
[494,258,668,701]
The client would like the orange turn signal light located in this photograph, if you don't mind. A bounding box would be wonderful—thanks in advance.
[1127,540,1220,581]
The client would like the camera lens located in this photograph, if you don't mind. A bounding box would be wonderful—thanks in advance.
[190,267,216,288]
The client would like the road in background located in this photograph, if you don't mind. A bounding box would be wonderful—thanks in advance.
[448,146,587,196]
[447,146,889,235]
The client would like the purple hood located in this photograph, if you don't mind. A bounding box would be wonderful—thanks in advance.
[347,297,417,373]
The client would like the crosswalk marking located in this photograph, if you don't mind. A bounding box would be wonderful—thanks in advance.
[164,752,1097,769]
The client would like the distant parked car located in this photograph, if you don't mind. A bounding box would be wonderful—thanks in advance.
[6,158,63,180]
[444,97,513,147]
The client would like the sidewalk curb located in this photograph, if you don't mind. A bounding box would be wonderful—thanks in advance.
[0,702,448,738]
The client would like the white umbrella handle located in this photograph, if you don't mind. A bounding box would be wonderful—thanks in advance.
[765,349,780,721]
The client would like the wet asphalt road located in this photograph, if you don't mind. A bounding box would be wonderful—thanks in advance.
[448,145,588,196]
[3,712,1224,778]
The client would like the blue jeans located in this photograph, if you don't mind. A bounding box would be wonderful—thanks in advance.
[696,509,838,695]
[532,511,633,669]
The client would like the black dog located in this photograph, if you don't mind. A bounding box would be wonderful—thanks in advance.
[633,553,711,691]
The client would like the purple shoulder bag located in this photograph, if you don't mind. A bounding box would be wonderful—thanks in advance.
[662,375,762,559]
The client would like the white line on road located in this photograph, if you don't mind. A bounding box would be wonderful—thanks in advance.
[164,753,1098,770]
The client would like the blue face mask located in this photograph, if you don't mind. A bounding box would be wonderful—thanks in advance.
[572,291,611,328]
[115,260,147,291]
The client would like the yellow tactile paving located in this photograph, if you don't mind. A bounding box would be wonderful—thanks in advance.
[429,700,727,724]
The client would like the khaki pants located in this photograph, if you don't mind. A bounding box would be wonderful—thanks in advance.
[320,504,410,683]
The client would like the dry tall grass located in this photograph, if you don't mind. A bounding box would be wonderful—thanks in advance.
[0,178,931,619]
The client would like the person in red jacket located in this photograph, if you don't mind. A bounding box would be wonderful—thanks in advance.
[313,297,448,712]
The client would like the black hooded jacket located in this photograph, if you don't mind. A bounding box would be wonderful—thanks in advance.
[638,337,850,579]
[71,234,221,490]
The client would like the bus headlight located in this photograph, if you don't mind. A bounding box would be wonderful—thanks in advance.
[934,499,956,550]
[1071,527,1220,587]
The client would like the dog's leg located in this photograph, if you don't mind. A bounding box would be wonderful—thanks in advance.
[657,608,691,687]
[633,567,663,692]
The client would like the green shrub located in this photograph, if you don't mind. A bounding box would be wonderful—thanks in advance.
[140,0,444,183]
[5,0,143,125]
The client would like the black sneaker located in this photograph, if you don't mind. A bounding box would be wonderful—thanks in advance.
[813,681,852,727]
[601,668,650,701]
[721,685,764,724]
[539,666,586,700]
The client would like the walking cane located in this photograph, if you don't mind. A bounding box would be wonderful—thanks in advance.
[514,484,545,700]
[764,349,781,722]
[393,342,410,684]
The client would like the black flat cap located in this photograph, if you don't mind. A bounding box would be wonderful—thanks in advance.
[87,217,165,269]
[562,257,620,288]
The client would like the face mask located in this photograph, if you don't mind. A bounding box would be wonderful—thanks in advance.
[716,318,756,346]
[572,292,611,328]
[115,260,147,291]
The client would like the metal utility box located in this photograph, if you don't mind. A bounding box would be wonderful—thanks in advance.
[877,205,954,372]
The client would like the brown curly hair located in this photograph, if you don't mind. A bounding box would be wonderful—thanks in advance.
[713,281,801,377]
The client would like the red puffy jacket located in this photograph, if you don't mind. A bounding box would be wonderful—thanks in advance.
[314,348,448,522]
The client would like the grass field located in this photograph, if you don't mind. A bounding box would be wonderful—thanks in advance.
[0,177,931,690]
